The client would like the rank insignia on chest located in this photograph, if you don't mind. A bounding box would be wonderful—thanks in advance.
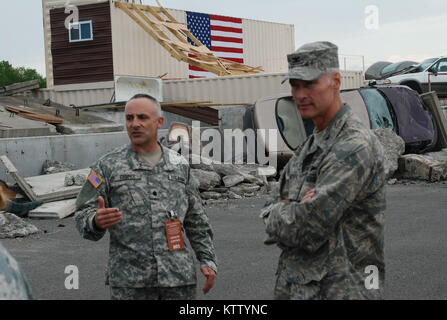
[88,171,103,189]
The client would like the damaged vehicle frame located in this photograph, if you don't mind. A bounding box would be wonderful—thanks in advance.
[253,84,438,165]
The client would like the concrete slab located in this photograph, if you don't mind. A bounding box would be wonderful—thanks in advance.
[0,105,57,138]
[56,123,124,134]
[29,199,77,220]
[0,95,124,135]
[25,168,91,197]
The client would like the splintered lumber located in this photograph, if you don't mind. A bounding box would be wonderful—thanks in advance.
[0,80,40,96]
[115,1,263,77]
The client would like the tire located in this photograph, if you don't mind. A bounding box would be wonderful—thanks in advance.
[420,108,439,153]
[402,81,422,94]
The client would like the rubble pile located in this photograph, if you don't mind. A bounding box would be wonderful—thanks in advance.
[190,160,277,202]
[398,149,447,182]
[373,128,406,179]
[64,173,87,187]
[0,212,41,239]
[42,160,76,175]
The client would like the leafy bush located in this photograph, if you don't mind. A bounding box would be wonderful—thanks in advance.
[0,60,46,88]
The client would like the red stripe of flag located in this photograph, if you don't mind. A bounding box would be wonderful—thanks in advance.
[211,36,243,44]
[212,46,243,54]
[211,25,243,34]
[210,15,242,24]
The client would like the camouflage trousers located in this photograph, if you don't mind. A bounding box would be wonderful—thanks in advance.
[274,271,383,300]
[110,285,197,300]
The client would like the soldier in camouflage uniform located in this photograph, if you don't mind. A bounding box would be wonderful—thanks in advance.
[0,191,33,300]
[262,42,385,300]
[0,243,33,300]
[75,94,217,300]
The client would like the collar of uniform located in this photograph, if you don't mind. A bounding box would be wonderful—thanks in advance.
[160,145,176,171]
[126,143,175,171]
[313,104,352,150]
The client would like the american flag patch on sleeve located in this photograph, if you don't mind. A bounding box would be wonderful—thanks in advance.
[88,171,103,189]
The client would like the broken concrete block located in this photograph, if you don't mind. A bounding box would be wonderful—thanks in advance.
[230,183,261,196]
[189,154,215,171]
[0,212,41,239]
[222,175,245,188]
[388,178,397,185]
[208,187,229,193]
[212,163,241,177]
[191,169,221,191]
[373,128,405,179]
[74,174,87,186]
[201,192,223,200]
[64,174,75,187]
[42,160,76,175]
[240,172,265,185]
[227,191,243,200]
[398,154,447,182]
[256,166,277,178]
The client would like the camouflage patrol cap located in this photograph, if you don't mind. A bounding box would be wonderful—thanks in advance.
[282,41,339,83]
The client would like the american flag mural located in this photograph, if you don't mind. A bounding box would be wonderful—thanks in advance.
[186,11,244,78]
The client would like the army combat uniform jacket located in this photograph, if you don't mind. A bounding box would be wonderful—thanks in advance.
[0,242,33,300]
[75,145,217,288]
[263,105,385,299]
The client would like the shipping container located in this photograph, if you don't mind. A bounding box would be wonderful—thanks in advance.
[34,71,365,107]
[42,0,295,89]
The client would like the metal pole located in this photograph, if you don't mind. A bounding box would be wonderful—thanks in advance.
[428,73,431,92]
[362,56,365,74]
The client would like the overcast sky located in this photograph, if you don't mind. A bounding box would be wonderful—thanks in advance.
[1,0,446,76]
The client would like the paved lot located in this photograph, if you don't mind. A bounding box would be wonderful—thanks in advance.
[1,183,447,300]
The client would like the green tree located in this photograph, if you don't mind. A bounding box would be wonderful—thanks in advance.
[0,61,46,88]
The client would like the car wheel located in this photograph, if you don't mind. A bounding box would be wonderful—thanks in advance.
[402,81,422,94]
[420,108,438,153]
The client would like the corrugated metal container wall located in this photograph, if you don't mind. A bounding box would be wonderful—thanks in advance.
[163,71,364,105]
[110,5,295,79]
[35,86,114,106]
[110,5,188,79]
[242,19,294,73]
[33,71,364,107]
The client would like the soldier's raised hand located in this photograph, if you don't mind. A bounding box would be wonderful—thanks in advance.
[94,196,122,230]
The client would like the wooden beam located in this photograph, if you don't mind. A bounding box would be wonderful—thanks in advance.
[0,156,39,202]
[117,3,182,60]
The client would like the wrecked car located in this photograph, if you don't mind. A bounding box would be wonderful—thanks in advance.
[381,56,447,95]
[253,85,438,165]
[377,61,418,80]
